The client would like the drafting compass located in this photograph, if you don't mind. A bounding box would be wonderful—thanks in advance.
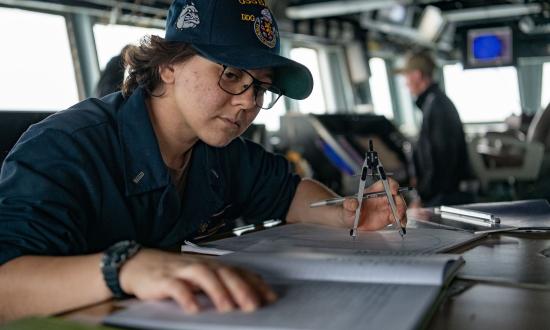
[350,140,406,239]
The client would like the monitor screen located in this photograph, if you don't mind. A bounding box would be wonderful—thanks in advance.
[465,26,514,68]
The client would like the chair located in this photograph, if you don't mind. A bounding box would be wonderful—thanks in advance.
[0,111,54,164]
[527,102,550,152]
[467,133,544,191]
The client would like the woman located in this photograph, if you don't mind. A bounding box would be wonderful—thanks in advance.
[0,0,406,321]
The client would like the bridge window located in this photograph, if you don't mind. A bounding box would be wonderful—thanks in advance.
[542,62,550,108]
[254,96,286,132]
[443,63,521,122]
[93,24,164,70]
[368,57,394,119]
[290,47,326,114]
[0,8,78,110]
[394,74,417,134]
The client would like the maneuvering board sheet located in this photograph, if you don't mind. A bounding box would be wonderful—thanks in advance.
[200,223,482,255]
[106,283,442,330]
[106,250,464,330]
[111,225,475,330]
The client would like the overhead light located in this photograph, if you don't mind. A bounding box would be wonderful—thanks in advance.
[444,4,542,22]
[286,0,408,20]
[518,16,550,34]
[518,16,535,33]
[359,12,452,52]
[417,5,446,42]
[372,4,408,24]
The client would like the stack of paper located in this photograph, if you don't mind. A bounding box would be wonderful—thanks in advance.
[201,223,483,254]
[106,224,479,330]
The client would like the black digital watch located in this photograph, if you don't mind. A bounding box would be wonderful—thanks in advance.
[100,240,141,299]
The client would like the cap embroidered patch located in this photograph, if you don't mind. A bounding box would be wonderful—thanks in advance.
[254,8,277,48]
[176,2,200,29]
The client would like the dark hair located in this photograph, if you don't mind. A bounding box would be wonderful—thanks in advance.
[122,35,198,97]
[95,45,131,97]
[407,50,436,79]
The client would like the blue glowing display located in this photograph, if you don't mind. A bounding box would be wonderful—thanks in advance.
[472,34,503,60]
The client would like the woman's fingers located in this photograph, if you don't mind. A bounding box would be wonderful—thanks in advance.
[176,263,235,313]
[388,178,400,193]
[237,269,277,304]
[397,194,408,227]
[163,279,201,314]
[363,178,399,194]
[342,197,358,212]
[364,180,384,193]
[120,250,276,314]
[216,267,263,312]
[385,193,408,227]
[172,261,276,313]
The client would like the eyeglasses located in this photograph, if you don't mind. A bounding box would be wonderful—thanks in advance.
[217,65,282,110]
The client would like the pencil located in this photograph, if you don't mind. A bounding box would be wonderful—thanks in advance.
[309,187,414,208]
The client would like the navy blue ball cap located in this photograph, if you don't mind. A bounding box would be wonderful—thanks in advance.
[165,0,313,100]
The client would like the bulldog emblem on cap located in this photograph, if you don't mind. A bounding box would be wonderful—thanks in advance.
[176,2,200,29]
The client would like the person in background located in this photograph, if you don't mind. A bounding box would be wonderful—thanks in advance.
[94,45,130,97]
[0,0,406,322]
[396,51,470,207]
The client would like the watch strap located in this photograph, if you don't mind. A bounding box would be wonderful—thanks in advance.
[101,240,141,299]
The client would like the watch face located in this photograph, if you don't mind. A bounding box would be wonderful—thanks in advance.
[112,240,133,253]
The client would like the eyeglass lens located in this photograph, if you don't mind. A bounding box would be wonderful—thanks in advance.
[218,66,282,109]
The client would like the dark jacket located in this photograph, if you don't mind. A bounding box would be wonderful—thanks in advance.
[414,83,470,206]
[0,88,299,264]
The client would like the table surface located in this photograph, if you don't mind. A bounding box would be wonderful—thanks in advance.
[61,228,550,330]
[426,231,550,330]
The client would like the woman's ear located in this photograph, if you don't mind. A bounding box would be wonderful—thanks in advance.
[159,64,176,84]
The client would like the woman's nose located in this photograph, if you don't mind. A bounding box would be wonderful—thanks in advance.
[232,86,258,110]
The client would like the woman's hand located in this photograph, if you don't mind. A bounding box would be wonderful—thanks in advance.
[339,179,407,231]
[119,249,277,314]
